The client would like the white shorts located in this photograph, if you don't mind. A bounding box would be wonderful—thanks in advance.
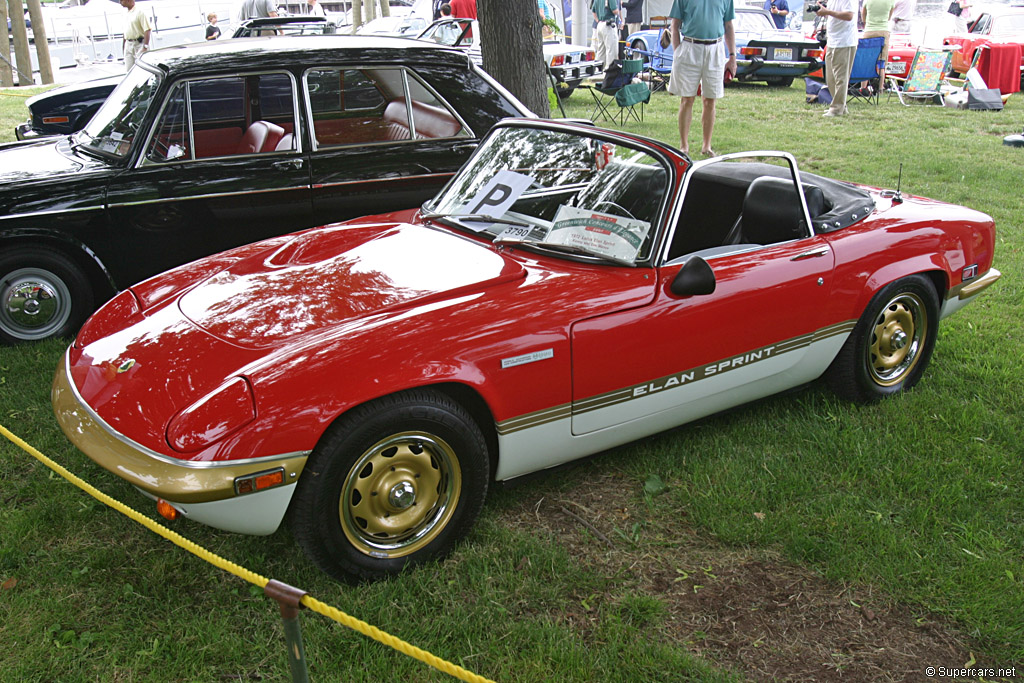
[667,39,726,100]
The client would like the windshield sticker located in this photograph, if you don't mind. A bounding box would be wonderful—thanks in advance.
[458,169,533,220]
[595,142,615,171]
[548,206,651,262]
[493,223,548,242]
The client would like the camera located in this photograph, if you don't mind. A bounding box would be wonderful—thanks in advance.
[806,2,821,11]
[605,19,615,26]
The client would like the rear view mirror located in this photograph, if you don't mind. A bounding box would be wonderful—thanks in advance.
[670,256,716,296]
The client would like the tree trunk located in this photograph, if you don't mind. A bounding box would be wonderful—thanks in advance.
[478,0,550,117]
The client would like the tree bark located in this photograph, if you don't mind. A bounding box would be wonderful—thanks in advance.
[478,0,550,117]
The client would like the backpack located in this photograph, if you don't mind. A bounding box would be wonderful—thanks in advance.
[602,60,632,89]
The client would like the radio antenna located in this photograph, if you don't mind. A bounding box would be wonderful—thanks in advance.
[893,163,904,204]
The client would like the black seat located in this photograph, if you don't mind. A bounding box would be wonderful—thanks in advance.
[728,177,824,246]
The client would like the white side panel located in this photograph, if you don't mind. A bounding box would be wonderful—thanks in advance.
[140,483,298,536]
[496,334,848,481]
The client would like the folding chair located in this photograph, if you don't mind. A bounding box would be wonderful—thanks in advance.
[847,36,885,104]
[886,47,954,106]
[585,59,650,124]
[626,33,673,93]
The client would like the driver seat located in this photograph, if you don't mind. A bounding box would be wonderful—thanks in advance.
[726,177,825,246]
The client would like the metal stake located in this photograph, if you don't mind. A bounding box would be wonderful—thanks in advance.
[265,579,311,683]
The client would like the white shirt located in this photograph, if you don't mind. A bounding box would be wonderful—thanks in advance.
[826,0,858,48]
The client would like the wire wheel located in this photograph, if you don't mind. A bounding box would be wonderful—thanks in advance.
[867,292,928,387]
[340,431,462,558]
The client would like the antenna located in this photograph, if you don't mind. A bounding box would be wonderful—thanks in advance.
[893,163,904,204]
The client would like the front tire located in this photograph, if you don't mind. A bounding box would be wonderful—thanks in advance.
[290,389,489,582]
[0,247,94,344]
[825,275,939,403]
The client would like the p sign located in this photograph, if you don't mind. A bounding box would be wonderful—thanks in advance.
[459,170,533,220]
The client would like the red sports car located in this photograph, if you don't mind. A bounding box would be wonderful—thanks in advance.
[53,120,1001,581]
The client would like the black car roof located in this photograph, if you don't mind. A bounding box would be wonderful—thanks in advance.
[144,35,474,73]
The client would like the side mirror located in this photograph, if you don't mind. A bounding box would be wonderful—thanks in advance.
[669,256,716,297]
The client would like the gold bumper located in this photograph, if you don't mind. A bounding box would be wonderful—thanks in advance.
[52,351,308,504]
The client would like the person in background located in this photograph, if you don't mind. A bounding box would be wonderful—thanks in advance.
[950,0,971,33]
[237,0,277,21]
[591,0,620,69]
[667,0,737,156]
[205,12,221,40]
[817,0,857,117]
[306,0,326,16]
[450,0,477,19]
[120,0,151,72]
[621,0,644,42]
[441,2,452,16]
[861,0,894,65]
[763,0,789,29]
[890,0,915,33]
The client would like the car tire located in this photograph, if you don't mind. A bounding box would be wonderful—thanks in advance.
[290,389,489,582]
[764,76,794,87]
[825,274,939,403]
[0,247,94,344]
[630,39,649,65]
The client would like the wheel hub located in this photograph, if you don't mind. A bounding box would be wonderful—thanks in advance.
[388,481,416,510]
[5,281,58,329]
[868,294,927,386]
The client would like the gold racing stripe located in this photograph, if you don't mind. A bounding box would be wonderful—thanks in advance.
[497,319,857,435]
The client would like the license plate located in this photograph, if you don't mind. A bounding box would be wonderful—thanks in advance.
[885,61,904,74]
[774,47,793,61]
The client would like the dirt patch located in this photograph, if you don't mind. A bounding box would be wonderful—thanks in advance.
[503,468,992,682]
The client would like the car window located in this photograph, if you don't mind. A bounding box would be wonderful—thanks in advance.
[78,67,162,158]
[146,72,297,163]
[306,67,469,149]
[735,10,775,32]
[421,19,474,47]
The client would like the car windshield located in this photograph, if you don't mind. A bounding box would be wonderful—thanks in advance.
[425,126,669,265]
[75,67,162,158]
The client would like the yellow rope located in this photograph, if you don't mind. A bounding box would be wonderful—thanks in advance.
[1,423,495,683]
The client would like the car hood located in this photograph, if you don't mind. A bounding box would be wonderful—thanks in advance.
[0,137,105,187]
[177,221,526,348]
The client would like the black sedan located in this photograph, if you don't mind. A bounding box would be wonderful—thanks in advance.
[0,36,533,343]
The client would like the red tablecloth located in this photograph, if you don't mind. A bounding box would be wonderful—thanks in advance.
[976,41,1022,94]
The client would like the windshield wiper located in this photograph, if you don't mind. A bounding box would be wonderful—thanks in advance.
[420,212,534,230]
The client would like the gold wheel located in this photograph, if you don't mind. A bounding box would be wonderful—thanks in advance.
[868,292,928,387]
[339,431,462,559]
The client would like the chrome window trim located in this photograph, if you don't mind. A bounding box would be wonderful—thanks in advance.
[137,69,302,169]
[302,64,474,152]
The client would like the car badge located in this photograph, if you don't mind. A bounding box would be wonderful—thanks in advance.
[117,359,136,374]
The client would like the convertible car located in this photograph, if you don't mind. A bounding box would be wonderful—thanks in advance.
[943,3,1024,85]
[0,36,531,343]
[53,120,1000,582]
[626,8,823,86]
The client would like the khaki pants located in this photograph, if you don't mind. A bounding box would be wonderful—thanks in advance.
[861,29,891,68]
[124,41,146,71]
[825,44,856,115]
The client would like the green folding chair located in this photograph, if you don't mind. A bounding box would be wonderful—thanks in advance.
[586,59,650,124]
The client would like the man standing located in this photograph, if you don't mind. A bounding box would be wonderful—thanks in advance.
[621,0,643,39]
[817,0,856,117]
[763,0,789,28]
[890,0,915,33]
[120,0,151,72]
[591,0,621,69]
[667,0,736,157]
[306,0,326,16]
[237,0,278,21]
[450,0,477,19]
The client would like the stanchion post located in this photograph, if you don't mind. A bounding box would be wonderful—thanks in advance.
[265,579,311,683]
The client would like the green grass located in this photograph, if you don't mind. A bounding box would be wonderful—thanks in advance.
[2,82,1023,680]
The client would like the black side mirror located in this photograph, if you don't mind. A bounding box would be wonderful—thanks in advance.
[669,256,716,296]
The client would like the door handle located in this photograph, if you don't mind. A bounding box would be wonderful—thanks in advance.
[791,246,830,261]
[273,158,304,171]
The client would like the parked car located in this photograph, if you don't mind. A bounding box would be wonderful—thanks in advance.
[943,2,1024,84]
[626,8,824,86]
[53,119,1000,582]
[882,33,917,80]
[416,18,601,98]
[15,73,122,140]
[0,36,532,344]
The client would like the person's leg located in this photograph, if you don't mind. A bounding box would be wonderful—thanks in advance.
[678,96,696,153]
[701,96,716,155]
[833,45,855,114]
[824,49,837,112]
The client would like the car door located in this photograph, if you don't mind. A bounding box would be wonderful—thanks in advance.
[571,159,840,436]
[105,71,312,287]
[305,66,477,226]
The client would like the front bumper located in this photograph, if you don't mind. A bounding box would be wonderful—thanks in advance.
[52,350,309,535]
[15,121,41,141]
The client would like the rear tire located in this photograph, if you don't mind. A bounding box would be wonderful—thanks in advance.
[825,275,939,403]
[290,389,489,582]
[0,247,94,344]
[765,76,795,87]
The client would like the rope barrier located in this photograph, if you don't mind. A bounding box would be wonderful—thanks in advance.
[1,423,495,683]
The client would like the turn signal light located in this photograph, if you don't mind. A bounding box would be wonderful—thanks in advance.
[234,468,285,496]
[806,48,825,59]
[739,46,765,57]
[550,54,565,66]
[156,499,180,521]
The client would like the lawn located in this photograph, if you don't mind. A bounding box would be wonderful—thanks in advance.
[1,80,1021,682]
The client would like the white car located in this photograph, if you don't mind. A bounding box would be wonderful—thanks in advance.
[416,18,602,99]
